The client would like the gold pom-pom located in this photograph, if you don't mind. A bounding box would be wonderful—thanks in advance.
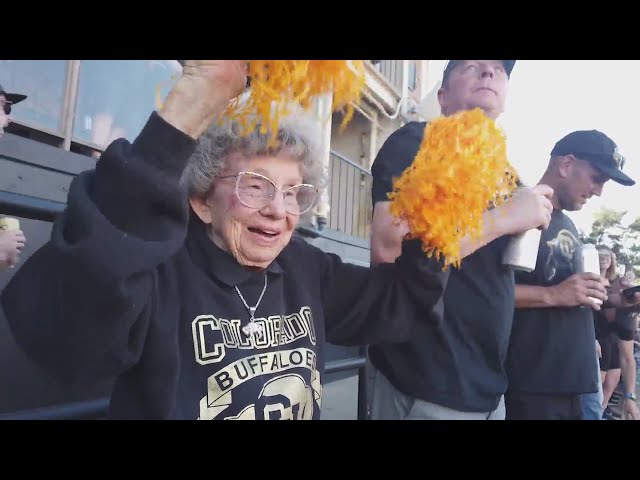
[225,60,366,136]
[388,108,519,269]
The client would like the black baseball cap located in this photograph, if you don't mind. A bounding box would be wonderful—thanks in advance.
[0,84,27,105]
[442,60,516,84]
[551,130,635,186]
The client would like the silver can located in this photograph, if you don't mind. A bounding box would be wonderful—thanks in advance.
[574,243,602,305]
[503,229,542,273]
[574,243,600,275]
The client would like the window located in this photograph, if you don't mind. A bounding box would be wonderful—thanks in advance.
[0,60,68,135]
[73,60,182,149]
[408,61,417,91]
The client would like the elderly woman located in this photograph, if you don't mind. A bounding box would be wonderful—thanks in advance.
[1,61,449,420]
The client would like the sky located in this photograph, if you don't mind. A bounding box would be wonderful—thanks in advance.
[425,60,640,236]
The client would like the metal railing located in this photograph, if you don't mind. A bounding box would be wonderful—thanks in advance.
[369,60,404,93]
[0,354,369,420]
[327,150,373,240]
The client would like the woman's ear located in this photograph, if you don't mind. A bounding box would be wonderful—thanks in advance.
[189,194,213,224]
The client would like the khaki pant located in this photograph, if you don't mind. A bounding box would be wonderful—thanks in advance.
[369,364,505,420]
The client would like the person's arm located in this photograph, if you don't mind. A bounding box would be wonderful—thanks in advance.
[514,273,607,310]
[618,337,639,420]
[515,285,558,308]
[2,114,192,387]
[602,276,640,309]
[370,124,421,266]
[602,291,640,309]
[316,239,449,346]
[1,61,247,387]
[369,125,554,266]
[371,197,531,266]
[615,311,640,419]
[370,202,409,265]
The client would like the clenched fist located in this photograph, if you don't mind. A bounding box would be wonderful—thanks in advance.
[500,184,554,235]
[160,60,248,140]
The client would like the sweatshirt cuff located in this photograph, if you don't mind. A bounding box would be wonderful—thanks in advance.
[402,239,447,272]
[132,111,198,178]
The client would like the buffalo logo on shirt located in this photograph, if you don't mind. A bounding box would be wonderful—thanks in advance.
[543,229,580,282]
[192,306,322,420]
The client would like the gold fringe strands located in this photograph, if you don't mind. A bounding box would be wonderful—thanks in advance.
[388,108,520,269]
[224,60,366,137]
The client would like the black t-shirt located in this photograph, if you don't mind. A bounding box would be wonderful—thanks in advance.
[368,121,516,413]
[506,209,599,395]
[615,308,638,341]
[597,307,638,342]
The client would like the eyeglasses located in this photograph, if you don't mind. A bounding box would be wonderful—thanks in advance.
[2,102,11,115]
[217,171,318,216]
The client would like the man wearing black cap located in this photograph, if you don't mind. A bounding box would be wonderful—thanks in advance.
[505,130,640,420]
[367,60,555,419]
[0,84,27,139]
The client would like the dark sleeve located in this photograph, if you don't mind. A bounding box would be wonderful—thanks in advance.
[514,270,530,285]
[1,112,196,387]
[319,239,449,345]
[370,122,425,205]
[615,308,638,341]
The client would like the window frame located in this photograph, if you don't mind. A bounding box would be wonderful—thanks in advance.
[7,60,179,156]
[5,60,74,145]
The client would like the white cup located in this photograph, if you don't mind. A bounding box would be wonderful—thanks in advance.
[503,229,542,273]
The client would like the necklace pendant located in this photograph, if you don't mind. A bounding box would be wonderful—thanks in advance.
[242,321,264,339]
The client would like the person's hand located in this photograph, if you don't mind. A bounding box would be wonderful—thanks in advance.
[180,60,248,106]
[610,275,633,294]
[0,111,12,138]
[614,290,640,308]
[606,280,640,308]
[500,184,554,235]
[596,340,602,359]
[549,273,608,310]
[0,229,26,270]
[624,398,640,420]
[160,60,248,139]
[0,114,11,128]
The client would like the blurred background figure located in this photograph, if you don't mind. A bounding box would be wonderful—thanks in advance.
[0,84,27,139]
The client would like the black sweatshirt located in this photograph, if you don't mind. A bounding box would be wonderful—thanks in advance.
[1,112,449,420]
